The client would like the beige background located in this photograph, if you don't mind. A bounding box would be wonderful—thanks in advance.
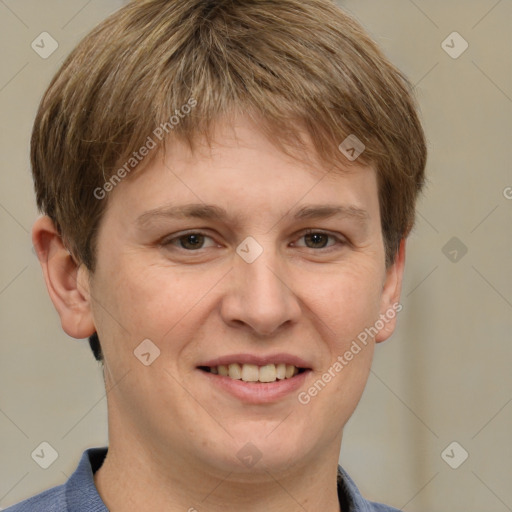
[1,1,511,510]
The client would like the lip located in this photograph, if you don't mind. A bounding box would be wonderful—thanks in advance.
[198,353,312,369]
[197,367,311,404]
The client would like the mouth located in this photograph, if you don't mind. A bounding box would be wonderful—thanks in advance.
[197,363,308,384]
[195,354,313,403]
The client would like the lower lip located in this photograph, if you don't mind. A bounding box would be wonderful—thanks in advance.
[197,369,311,404]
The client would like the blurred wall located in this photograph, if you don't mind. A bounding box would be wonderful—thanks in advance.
[1,1,511,510]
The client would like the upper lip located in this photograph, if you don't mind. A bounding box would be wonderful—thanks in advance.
[198,353,312,369]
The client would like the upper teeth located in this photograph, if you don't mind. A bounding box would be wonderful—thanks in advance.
[210,363,299,382]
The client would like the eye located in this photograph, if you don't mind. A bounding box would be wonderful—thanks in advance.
[293,229,345,250]
[160,229,346,253]
[161,231,217,251]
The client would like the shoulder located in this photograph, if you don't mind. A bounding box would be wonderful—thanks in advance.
[366,501,403,511]
[337,465,402,511]
[3,484,67,512]
[3,447,108,512]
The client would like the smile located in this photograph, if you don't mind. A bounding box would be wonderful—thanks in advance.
[198,363,307,383]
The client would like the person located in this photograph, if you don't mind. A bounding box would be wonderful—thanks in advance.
[6,0,427,510]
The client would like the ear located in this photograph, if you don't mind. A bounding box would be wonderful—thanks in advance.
[32,216,96,339]
[374,238,406,343]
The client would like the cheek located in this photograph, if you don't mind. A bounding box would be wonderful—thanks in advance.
[95,259,223,350]
[308,262,384,344]
[303,265,382,428]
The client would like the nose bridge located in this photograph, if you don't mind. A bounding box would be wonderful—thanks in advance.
[244,249,285,300]
[222,236,300,335]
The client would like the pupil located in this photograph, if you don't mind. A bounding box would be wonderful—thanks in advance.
[180,233,327,250]
[306,233,327,248]
[182,234,203,249]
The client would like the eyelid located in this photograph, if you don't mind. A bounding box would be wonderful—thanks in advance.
[293,228,347,250]
[160,228,347,252]
[159,229,219,249]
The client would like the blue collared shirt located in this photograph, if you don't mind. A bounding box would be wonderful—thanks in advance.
[5,447,400,511]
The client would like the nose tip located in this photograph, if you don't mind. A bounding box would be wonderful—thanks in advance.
[221,253,301,337]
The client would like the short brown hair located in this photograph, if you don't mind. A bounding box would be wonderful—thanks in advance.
[31,0,427,361]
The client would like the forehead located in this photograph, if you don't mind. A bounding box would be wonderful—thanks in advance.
[104,115,380,229]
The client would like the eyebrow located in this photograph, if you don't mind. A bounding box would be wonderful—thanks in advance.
[136,202,370,228]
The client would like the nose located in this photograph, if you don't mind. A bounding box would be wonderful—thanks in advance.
[220,246,302,337]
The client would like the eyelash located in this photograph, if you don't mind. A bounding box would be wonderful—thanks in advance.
[160,229,347,253]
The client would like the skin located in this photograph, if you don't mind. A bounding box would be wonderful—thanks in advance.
[33,113,406,512]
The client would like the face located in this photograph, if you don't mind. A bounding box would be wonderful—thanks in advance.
[79,114,403,476]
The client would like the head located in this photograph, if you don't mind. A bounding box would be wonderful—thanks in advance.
[32,0,426,475]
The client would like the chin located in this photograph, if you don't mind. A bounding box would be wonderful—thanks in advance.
[196,423,317,476]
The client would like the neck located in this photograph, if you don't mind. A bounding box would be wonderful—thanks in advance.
[94,432,342,512]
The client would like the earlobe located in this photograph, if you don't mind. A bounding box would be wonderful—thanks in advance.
[374,238,406,343]
[32,215,96,339]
